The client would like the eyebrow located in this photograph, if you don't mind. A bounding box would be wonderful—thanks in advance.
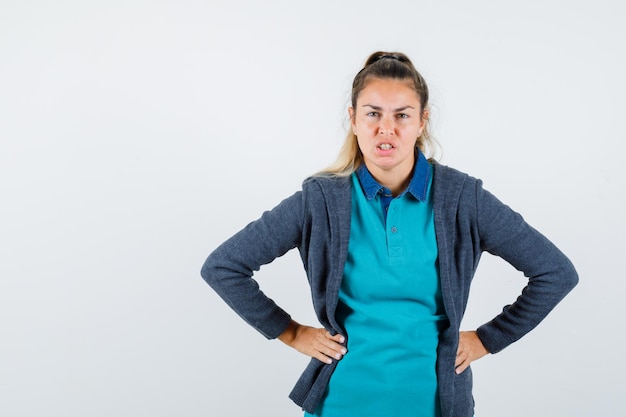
[362,104,416,112]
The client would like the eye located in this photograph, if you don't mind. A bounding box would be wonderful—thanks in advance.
[396,113,409,119]
[366,111,380,117]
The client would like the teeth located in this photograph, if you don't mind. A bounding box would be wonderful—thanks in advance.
[379,144,392,150]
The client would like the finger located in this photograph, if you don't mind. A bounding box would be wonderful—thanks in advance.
[455,359,469,374]
[455,351,466,368]
[318,345,344,361]
[312,351,333,365]
[326,332,346,344]
[318,339,347,359]
[319,335,347,350]
[455,349,470,374]
[320,331,347,352]
[313,341,344,363]
[301,338,334,364]
[323,346,346,360]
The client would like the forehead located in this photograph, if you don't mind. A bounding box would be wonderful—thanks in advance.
[358,77,421,106]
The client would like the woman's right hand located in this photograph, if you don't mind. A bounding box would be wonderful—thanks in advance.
[278,320,347,364]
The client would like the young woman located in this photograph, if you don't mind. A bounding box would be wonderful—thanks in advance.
[201,51,578,417]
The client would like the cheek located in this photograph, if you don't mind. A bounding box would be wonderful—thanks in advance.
[355,135,370,154]
[358,120,378,134]
[402,123,423,137]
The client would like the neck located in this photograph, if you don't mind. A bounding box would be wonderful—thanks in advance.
[365,163,414,196]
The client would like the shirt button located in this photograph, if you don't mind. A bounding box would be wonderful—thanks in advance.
[391,227,398,233]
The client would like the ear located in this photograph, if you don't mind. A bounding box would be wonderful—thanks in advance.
[418,109,429,135]
[348,107,356,134]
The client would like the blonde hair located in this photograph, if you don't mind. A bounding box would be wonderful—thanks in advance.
[320,51,438,177]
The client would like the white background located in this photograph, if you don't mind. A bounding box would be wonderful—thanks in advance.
[1,1,624,416]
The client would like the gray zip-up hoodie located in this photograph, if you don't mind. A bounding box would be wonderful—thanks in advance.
[201,162,578,417]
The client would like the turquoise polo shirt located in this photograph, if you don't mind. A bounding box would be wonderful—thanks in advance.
[306,152,449,417]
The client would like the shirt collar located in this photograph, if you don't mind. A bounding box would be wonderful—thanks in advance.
[355,150,431,202]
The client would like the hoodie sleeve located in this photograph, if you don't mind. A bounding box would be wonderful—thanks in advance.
[474,182,578,353]
[200,191,304,339]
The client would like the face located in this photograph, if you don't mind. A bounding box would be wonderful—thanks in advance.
[349,77,426,181]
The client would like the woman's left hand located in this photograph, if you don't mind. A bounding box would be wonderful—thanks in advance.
[455,331,489,374]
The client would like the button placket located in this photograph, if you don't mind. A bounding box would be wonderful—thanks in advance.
[387,200,403,259]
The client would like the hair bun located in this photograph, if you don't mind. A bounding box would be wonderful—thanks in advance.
[366,52,411,66]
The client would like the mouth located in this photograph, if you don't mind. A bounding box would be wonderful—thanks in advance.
[378,143,393,150]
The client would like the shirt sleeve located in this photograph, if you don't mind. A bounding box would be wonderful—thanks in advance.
[200,191,304,339]
[474,181,579,354]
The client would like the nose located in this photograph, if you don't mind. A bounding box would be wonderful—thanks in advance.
[378,117,394,136]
